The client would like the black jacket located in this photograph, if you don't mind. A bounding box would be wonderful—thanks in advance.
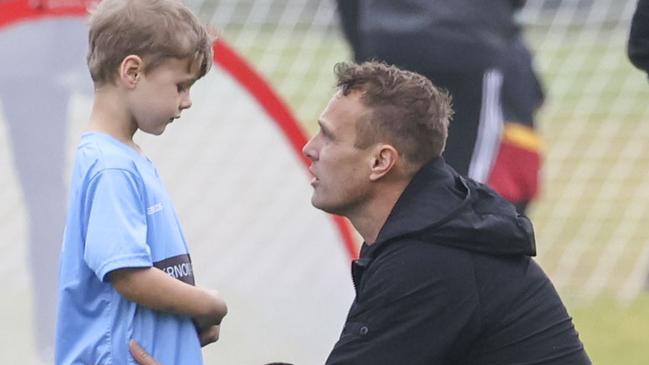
[326,159,590,364]
[629,0,649,76]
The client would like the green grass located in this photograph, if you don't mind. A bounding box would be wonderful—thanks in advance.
[571,293,649,364]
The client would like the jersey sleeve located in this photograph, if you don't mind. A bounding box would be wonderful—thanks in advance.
[326,243,480,365]
[84,168,152,281]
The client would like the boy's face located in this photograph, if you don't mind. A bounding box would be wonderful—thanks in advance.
[128,57,199,135]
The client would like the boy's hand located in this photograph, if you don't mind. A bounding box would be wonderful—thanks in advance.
[129,340,160,365]
[199,324,221,347]
[193,289,228,329]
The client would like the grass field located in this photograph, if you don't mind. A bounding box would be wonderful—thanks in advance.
[219,25,649,364]
[571,293,649,364]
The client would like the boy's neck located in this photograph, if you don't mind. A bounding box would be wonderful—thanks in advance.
[88,86,140,150]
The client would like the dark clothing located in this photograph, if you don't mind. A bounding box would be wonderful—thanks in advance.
[326,159,590,365]
[629,0,649,75]
[338,0,518,68]
[336,0,518,180]
[501,36,545,127]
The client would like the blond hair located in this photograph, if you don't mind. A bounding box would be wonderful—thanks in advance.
[87,0,212,85]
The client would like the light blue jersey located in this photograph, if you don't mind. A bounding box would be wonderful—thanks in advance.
[56,132,203,365]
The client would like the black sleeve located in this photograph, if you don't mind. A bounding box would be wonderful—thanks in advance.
[628,0,649,75]
[501,36,545,127]
[511,0,527,10]
[326,243,480,365]
[335,0,361,61]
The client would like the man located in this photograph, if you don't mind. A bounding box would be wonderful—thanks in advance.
[131,62,590,364]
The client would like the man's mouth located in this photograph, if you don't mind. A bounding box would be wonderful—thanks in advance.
[308,167,318,185]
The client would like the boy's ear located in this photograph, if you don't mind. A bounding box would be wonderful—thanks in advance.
[369,144,399,181]
[119,55,144,88]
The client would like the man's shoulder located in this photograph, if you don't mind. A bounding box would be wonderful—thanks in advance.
[374,237,475,267]
[364,238,477,291]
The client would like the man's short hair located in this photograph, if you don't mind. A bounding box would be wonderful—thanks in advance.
[87,0,212,85]
[334,61,453,166]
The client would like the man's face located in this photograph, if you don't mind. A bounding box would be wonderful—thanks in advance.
[302,90,375,216]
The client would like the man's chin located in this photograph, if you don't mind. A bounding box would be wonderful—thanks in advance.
[311,197,339,215]
[310,196,322,210]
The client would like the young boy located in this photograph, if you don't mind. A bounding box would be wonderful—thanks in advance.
[55,1,227,364]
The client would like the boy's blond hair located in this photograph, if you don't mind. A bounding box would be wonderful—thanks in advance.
[87,0,212,85]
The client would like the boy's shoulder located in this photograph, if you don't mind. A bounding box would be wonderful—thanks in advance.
[75,132,147,177]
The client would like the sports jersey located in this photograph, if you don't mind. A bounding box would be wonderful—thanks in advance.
[56,132,202,365]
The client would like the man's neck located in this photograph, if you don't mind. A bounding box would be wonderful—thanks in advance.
[349,183,408,245]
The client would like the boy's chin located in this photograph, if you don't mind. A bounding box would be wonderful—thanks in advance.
[140,125,168,136]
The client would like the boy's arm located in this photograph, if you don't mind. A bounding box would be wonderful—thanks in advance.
[110,267,227,327]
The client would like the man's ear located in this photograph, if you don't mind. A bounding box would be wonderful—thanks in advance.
[118,55,144,89]
[369,144,399,181]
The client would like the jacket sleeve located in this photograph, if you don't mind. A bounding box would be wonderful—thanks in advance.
[629,0,649,74]
[487,122,542,205]
[488,36,544,207]
[326,242,480,365]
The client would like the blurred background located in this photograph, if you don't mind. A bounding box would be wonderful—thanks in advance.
[1,0,649,364]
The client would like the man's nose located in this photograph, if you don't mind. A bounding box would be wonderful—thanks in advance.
[302,138,317,161]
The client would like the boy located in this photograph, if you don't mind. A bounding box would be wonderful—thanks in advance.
[55,1,227,364]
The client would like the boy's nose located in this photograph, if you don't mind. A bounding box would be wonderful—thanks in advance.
[180,94,192,110]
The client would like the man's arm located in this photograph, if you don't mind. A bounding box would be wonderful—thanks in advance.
[110,267,227,328]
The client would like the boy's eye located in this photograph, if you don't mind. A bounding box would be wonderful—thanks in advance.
[177,81,194,93]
